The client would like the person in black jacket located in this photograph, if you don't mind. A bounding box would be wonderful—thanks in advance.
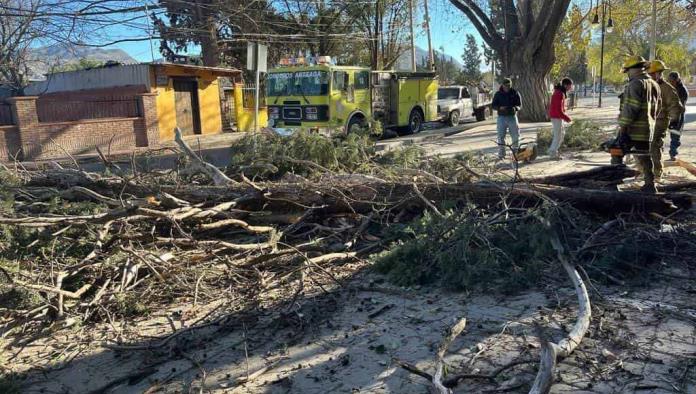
[491,78,522,159]
[667,71,689,160]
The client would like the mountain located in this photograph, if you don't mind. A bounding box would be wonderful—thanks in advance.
[395,46,463,71]
[27,45,137,80]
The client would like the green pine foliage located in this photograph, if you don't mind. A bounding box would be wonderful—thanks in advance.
[373,204,575,293]
[536,120,613,153]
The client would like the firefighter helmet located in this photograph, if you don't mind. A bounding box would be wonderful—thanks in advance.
[647,60,669,74]
[621,55,648,72]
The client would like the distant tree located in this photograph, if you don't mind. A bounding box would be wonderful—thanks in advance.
[153,0,226,67]
[53,59,105,73]
[460,34,482,83]
[551,5,589,84]
[587,0,696,86]
[348,0,411,69]
[482,44,500,79]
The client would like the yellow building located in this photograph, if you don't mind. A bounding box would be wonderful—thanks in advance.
[24,63,267,142]
[150,64,241,141]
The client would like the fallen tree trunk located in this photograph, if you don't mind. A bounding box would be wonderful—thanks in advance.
[22,174,692,215]
[527,165,639,188]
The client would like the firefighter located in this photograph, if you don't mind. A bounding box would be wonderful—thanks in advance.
[647,60,684,180]
[617,55,661,193]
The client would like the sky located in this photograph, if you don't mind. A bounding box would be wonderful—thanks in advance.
[104,1,483,66]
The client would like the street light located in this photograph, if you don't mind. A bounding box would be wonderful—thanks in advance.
[591,0,613,108]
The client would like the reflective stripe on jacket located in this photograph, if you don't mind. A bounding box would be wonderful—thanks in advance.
[618,73,661,142]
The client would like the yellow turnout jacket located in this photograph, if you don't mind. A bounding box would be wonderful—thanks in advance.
[656,78,684,129]
[618,72,661,142]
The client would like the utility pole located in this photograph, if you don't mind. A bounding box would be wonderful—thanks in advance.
[423,0,434,71]
[650,0,657,59]
[373,0,381,69]
[409,0,416,72]
[598,2,606,108]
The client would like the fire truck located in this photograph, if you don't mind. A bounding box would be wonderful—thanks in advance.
[265,56,438,135]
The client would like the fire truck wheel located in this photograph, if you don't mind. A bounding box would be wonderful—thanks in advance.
[346,115,366,134]
[407,109,423,134]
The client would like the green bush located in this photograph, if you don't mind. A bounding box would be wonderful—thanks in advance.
[536,120,613,153]
[373,204,576,293]
[229,130,376,178]
[377,145,425,168]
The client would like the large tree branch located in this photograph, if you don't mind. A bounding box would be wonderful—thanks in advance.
[449,0,502,48]
[521,0,570,63]
[525,0,556,42]
[517,0,535,36]
[503,0,520,38]
[536,0,572,59]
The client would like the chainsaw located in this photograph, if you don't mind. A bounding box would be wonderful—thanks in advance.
[513,143,538,163]
[601,129,632,165]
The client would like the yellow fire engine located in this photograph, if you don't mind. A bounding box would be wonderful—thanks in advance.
[265,56,438,135]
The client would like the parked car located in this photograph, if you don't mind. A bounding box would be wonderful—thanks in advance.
[437,85,492,126]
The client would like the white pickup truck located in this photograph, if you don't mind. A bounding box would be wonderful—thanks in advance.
[437,85,493,126]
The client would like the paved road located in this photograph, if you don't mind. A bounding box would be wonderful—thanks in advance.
[415,96,622,158]
[49,95,696,174]
[66,116,497,172]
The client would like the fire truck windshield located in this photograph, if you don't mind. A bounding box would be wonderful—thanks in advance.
[266,71,329,97]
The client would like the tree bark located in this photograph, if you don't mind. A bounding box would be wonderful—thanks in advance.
[527,165,639,187]
[24,173,693,216]
[512,65,551,122]
[200,15,220,67]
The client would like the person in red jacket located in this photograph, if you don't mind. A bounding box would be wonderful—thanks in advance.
[547,77,574,159]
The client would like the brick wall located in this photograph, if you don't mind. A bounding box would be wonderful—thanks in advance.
[2,91,160,162]
[21,118,143,160]
[0,126,20,161]
[138,93,159,147]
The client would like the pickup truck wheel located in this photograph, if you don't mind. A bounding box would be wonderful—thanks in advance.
[448,110,460,127]
[475,107,487,121]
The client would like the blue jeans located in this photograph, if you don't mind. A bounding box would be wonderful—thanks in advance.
[497,114,520,158]
[669,113,685,158]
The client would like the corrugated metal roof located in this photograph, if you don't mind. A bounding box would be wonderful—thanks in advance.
[25,64,151,96]
[150,63,242,76]
[23,63,243,96]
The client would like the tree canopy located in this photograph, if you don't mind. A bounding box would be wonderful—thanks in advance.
[584,0,695,86]
[449,0,573,121]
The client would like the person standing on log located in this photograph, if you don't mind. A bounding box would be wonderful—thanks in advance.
[547,77,574,159]
[647,60,684,181]
[667,71,690,161]
[492,78,522,160]
[617,55,661,193]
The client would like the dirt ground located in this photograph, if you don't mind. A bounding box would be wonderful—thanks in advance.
[4,252,695,394]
